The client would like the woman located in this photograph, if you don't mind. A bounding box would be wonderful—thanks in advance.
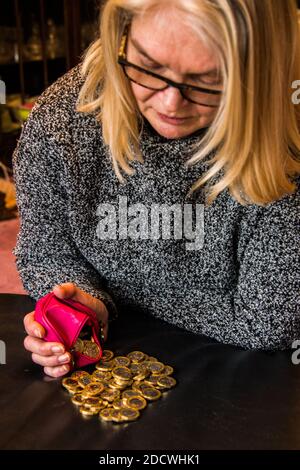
[13,0,300,378]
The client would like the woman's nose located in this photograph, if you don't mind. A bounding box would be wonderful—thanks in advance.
[158,86,187,112]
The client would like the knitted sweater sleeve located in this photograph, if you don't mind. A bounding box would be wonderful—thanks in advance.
[233,187,300,350]
[12,110,118,321]
[207,186,300,351]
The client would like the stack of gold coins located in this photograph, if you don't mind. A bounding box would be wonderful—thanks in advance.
[62,350,177,423]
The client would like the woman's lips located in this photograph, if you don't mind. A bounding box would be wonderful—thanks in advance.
[157,112,191,125]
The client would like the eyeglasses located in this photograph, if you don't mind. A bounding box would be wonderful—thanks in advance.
[117,31,222,108]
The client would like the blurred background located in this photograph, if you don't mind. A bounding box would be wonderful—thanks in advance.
[0,0,102,293]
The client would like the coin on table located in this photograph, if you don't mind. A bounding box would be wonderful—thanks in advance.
[127,396,147,411]
[119,407,140,422]
[122,389,141,402]
[110,409,123,423]
[160,365,174,376]
[112,366,132,381]
[146,361,165,375]
[92,370,112,382]
[101,350,114,362]
[90,404,105,413]
[101,388,120,402]
[140,386,162,401]
[79,406,98,416]
[147,356,158,362]
[83,340,101,358]
[157,376,177,389]
[62,378,78,390]
[130,363,149,381]
[96,360,114,371]
[113,356,131,367]
[112,399,124,410]
[144,375,159,387]
[71,393,84,406]
[84,382,105,397]
[68,385,84,395]
[71,370,90,381]
[84,397,102,408]
[99,408,115,421]
[127,351,145,363]
[108,379,128,391]
[78,375,93,388]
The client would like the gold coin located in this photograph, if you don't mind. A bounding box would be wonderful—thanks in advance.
[147,356,158,362]
[73,337,84,354]
[161,365,174,376]
[113,356,131,367]
[90,403,106,412]
[130,363,149,380]
[96,360,114,371]
[70,370,90,381]
[68,385,84,395]
[101,350,114,362]
[140,386,162,401]
[79,406,98,416]
[112,366,132,381]
[113,379,133,390]
[77,375,93,388]
[71,393,84,406]
[122,389,141,401]
[84,382,104,396]
[157,376,177,389]
[127,351,145,363]
[146,361,165,375]
[84,397,101,407]
[89,406,103,414]
[99,408,114,421]
[62,378,78,390]
[119,407,140,422]
[127,396,147,411]
[101,388,120,402]
[112,399,124,410]
[110,409,122,422]
[108,379,128,391]
[92,370,112,382]
[132,381,148,393]
[144,375,159,387]
[83,340,101,359]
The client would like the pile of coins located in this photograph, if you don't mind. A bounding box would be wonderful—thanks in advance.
[62,350,177,423]
[70,324,103,359]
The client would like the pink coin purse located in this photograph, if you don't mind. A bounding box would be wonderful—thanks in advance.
[34,292,103,368]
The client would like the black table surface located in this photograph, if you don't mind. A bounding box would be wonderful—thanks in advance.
[1,293,300,451]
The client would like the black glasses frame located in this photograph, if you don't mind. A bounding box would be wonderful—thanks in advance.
[117,30,222,108]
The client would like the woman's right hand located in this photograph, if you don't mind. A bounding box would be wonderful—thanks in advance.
[23,311,72,378]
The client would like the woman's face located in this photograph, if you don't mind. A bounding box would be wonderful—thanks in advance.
[127,8,222,139]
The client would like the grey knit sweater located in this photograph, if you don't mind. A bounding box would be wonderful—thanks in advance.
[12,65,300,350]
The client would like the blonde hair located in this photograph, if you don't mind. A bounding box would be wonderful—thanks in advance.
[77,0,300,206]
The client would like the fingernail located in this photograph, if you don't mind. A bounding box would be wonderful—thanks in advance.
[58,353,69,363]
[52,346,64,354]
[34,329,42,338]
[61,365,69,373]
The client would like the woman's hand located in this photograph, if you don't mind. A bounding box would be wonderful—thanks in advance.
[23,282,109,378]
